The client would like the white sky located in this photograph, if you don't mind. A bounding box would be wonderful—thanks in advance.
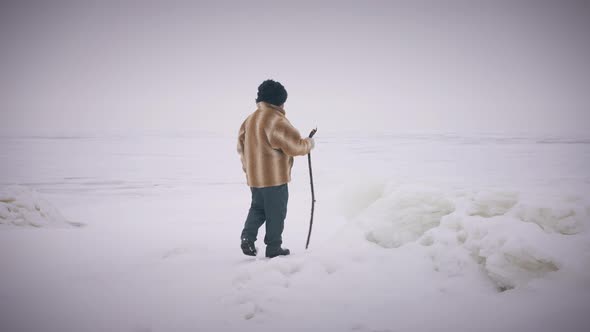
[1,0,589,135]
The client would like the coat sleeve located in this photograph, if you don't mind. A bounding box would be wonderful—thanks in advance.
[268,118,312,157]
[237,119,247,173]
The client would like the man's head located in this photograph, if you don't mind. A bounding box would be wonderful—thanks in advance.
[256,80,288,106]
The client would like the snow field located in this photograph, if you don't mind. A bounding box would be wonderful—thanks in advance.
[1,132,589,331]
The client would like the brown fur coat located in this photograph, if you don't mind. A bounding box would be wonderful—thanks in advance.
[237,102,312,187]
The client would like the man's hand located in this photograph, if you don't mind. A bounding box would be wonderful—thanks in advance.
[306,137,315,150]
[307,128,317,151]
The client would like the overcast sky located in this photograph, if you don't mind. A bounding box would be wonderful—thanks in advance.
[1,0,589,135]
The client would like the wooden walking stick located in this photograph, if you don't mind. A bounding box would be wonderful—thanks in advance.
[305,128,317,250]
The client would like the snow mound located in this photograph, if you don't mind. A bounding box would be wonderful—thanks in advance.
[357,185,455,248]
[0,186,75,228]
[345,184,590,290]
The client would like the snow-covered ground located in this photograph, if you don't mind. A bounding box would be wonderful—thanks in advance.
[1,131,589,332]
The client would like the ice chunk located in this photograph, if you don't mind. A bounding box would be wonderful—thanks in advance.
[467,191,519,218]
[485,249,559,290]
[360,189,455,248]
[514,198,587,235]
[460,216,562,290]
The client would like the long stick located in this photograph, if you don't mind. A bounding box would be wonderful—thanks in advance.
[305,128,317,250]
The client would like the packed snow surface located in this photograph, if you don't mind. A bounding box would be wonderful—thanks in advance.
[0,131,589,332]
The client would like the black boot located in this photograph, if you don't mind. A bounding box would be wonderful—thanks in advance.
[266,246,290,258]
[241,238,257,256]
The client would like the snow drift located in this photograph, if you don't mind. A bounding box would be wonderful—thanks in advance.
[0,186,76,228]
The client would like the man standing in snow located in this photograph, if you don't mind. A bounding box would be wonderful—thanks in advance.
[237,80,315,258]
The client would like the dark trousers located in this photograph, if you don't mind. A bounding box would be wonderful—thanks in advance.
[241,183,289,249]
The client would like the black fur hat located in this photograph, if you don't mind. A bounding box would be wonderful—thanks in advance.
[256,80,288,106]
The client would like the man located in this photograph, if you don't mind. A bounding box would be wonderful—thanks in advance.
[237,80,315,258]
